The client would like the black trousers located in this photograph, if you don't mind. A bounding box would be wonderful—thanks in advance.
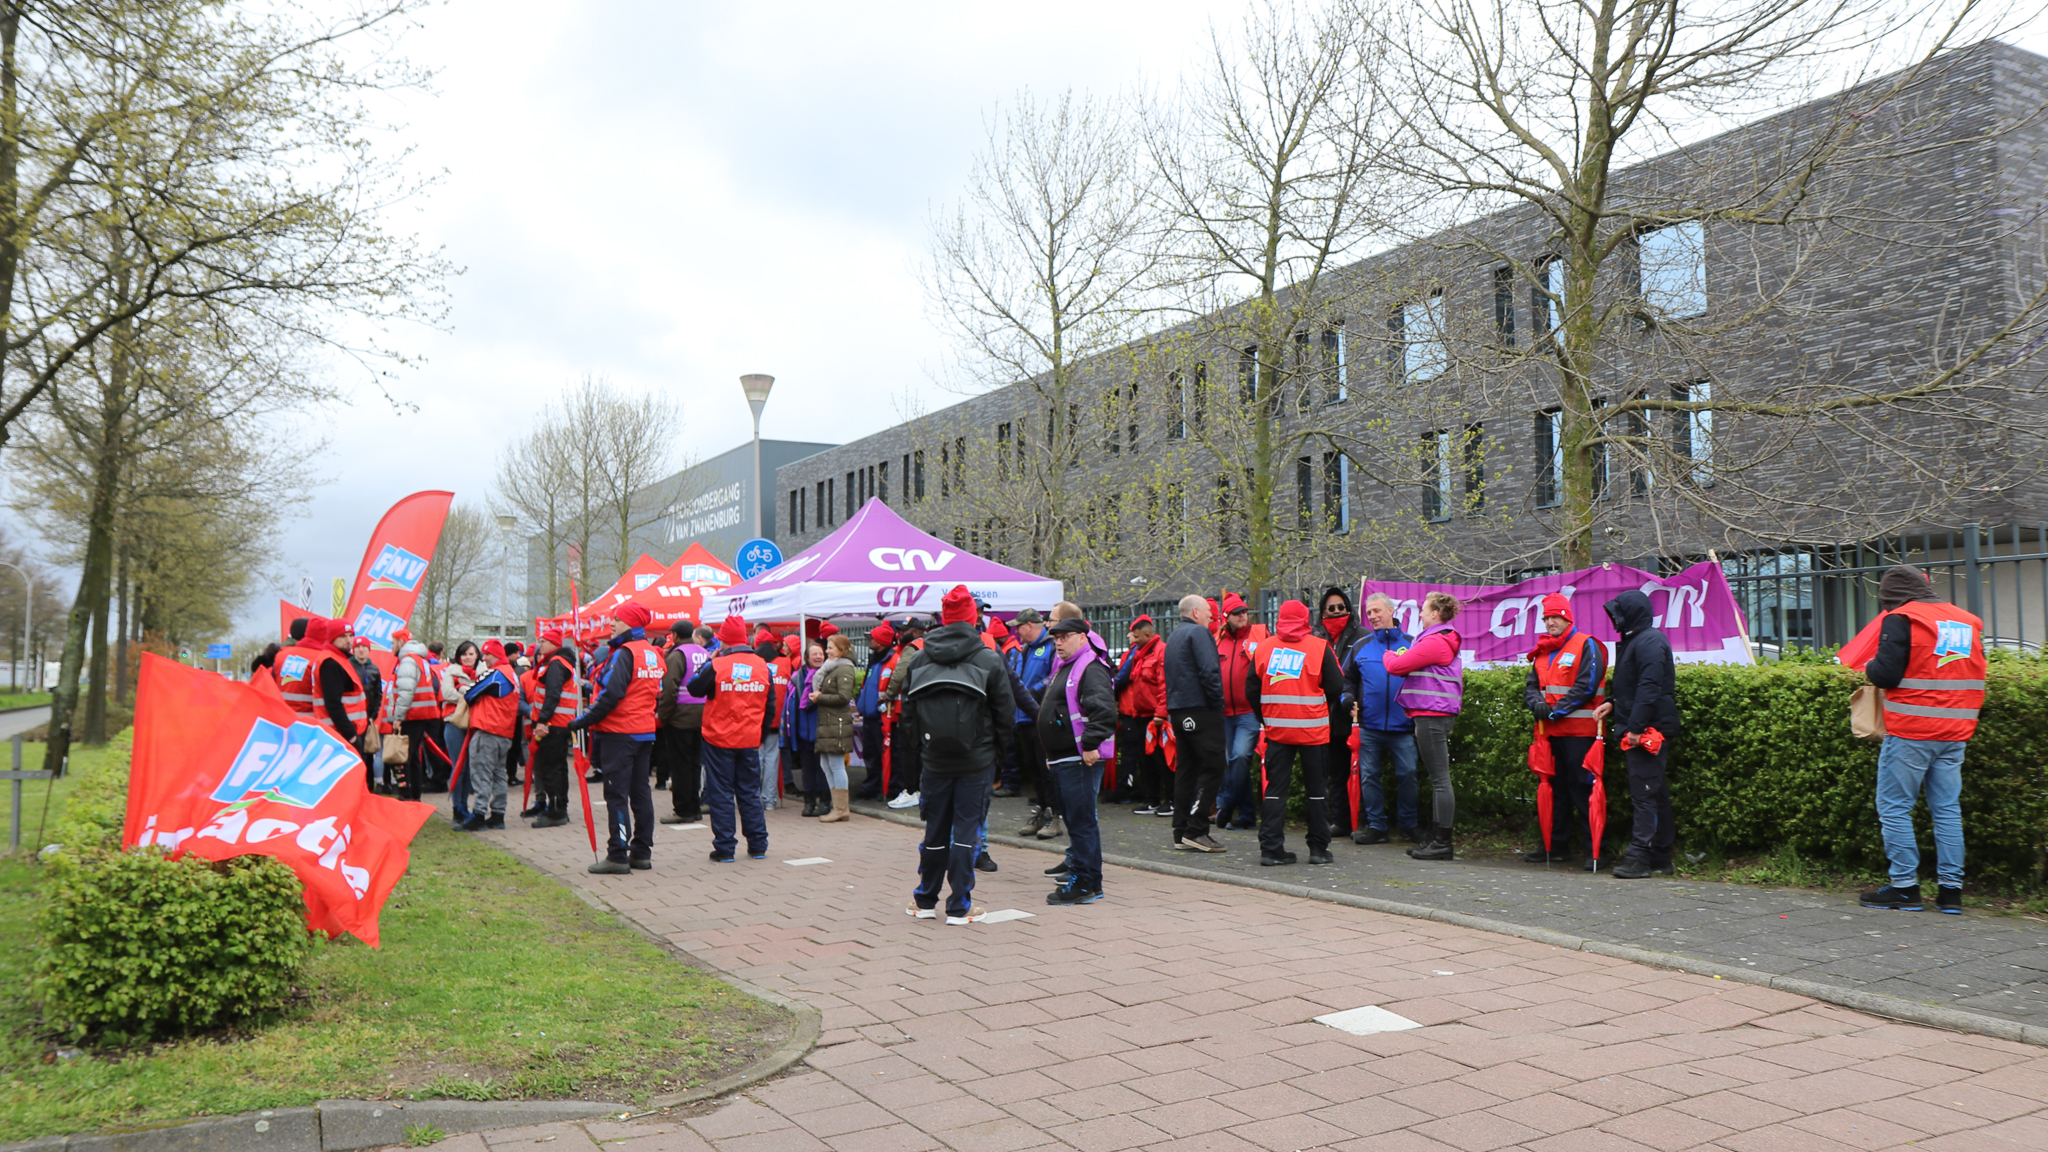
[1325,712,1354,835]
[534,728,571,815]
[856,714,885,796]
[1118,714,1166,807]
[1544,735,1598,856]
[892,717,923,796]
[1261,741,1331,856]
[398,719,440,802]
[1015,721,1056,810]
[1169,707,1226,842]
[663,726,703,818]
[653,726,673,790]
[1625,740,1675,865]
[592,732,655,863]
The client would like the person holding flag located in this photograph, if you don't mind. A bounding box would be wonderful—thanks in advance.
[459,640,521,831]
[566,602,664,873]
[1521,594,1607,868]
[1246,600,1345,867]
[683,615,774,863]
[527,629,579,828]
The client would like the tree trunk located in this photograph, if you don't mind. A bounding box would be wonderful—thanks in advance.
[83,578,107,743]
[113,545,127,704]
[42,446,117,774]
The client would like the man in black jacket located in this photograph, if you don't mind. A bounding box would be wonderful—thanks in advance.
[1164,594,1228,853]
[1313,586,1367,836]
[900,585,1015,925]
[1040,616,1117,905]
[529,631,577,828]
[1599,590,1681,879]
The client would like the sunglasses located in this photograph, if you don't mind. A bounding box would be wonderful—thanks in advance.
[1323,606,1348,615]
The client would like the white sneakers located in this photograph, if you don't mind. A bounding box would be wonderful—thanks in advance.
[886,791,921,809]
[906,900,985,925]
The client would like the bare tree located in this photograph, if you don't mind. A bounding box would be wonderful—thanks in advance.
[411,505,497,644]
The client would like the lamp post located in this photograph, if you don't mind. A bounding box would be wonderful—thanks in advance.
[0,563,29,693]
[497,514,517,640]
[739,374,775,539]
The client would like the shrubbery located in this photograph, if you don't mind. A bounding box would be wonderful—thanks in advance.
[1430,654,2048,889]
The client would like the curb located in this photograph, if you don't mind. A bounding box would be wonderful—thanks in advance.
[854,801,2048,1049]
[0,1100,627,1152]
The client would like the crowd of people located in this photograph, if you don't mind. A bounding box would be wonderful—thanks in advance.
[250,560,1988,921]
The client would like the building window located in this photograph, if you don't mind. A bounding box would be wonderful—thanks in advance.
[1323,325,1347,403]
[1463,424,1486,511]
[1402,292,1446,383]
[815,480,827,526]
[913,450,926,501]
[1215,475,1236,547]
[1324,451,1350,533]
[843,471,854,518]
[1640,221,1706,317]
[1239,346,1259,404]
[790,488,802,534]
[1675,379,1714,484]
[1535,409,1562,507]
[953,437,966,492]
[1127,381,1140,452]
[1168,372,1186,440]
[1423,430,1454,521]
[1494,266,1516,346]
[1535,258,1563,337]
[1105,388,1123,455]
[939,444,949,499]
[997,423,1012,477]
[1191,362,1206,433]
[1296,456,1313,530]
[1590,398,1608,500]
[879,460,890,503]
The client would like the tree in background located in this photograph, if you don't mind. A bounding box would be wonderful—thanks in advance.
[411,505,497,644]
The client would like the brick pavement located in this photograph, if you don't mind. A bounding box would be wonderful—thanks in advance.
[423,800,2048,1151]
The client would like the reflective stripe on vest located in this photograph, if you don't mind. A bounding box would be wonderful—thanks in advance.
[401,654,444,722]
[526,656,580,724]
[1253,635,1328,745]
[1534,632,1603,736]
[1894,678,1986,691]
[1882,700,1981,720]
[282,648,365,734]
[1396,623,1464,714]
[1881,600,1986,741]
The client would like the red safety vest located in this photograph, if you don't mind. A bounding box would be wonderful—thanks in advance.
[703,650,773,749]
[1882,601,1986,742]
[1533,632,1605,738]
[396,652,445,722]
[468,668,521,738]
[279,644,366,737]
[525,653,581,725]
[593,638,663,735]
[1252,634,1330,745]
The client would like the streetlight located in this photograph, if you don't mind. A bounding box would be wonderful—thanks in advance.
[0,563,28,693]
[739,374,775,539]
[496,514,517,640]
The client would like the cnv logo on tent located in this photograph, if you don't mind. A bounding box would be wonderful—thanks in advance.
[367,544,429,592]
[209,718,363,809]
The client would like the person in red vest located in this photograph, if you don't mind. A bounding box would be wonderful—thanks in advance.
[683,615,774,863]
[386,628,445,803]
[459,640,521,831]
[1859,565,1986,913]
[526,629,579,828]
[1246,600,1344,866]
[277,617,366,745]
[1521,594,1607,867]
[1112,616,1168,815]
[1212,593,1269,830]
[567,602,664,873]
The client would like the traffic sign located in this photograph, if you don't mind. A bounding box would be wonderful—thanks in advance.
[735,538,783,580]
[205,643,232,659]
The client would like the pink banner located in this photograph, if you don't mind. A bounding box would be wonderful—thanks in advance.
[1362,562,1754,668]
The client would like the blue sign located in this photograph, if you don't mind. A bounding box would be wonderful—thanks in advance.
[205,643,232,659]
[735,538,783,580]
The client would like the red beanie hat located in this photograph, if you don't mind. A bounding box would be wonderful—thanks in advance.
[541,628,565,646]
[754,627,775,647]
[940,584,977,625]
[783,633,801,655]
[392,628,413,645]
[612,602,651,629]
[1221,592,1248,616]
[868,621,896,649]
[1541,593,1574,625]
[819,621,839,638]
[986,616,1009,641]
[482,639,507,661]
[718,614,749,646]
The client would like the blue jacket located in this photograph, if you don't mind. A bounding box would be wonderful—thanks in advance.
[1007,636,1055,724]
[856,658,883,719]
[1346,627,1416,733]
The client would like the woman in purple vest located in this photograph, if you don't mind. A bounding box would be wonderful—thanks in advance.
[1382,592,1464,861]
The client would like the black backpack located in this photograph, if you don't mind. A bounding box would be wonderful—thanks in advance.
[906,658,991,761]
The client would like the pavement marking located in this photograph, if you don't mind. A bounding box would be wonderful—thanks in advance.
[979,909,1035,923]
[665,822,708,831]
[1315,1005,1422,1035]
[784,857,832,866]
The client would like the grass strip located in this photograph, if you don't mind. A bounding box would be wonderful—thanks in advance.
[0,739,791,1142]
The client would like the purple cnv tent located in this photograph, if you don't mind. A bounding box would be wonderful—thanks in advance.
[700,498,1064,621]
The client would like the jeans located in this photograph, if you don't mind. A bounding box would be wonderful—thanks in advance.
[702,743,769,858]
[1413,714,1457,829]
[1876,735,1966,889]
[819,752,848,789]
[440,722,465,788]
[1355,728,1419,831]
[758,730,781,807]
[1213,712,1261,826]
[1169,707,1226,841]
[912,768,993,917]
[1260,741,1330,857]
[592,732,655,862]
[450,730,473,823]
[466,730,512,818]
[1050,757,1103,890]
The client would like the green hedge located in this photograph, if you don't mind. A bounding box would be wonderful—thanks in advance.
[1426,653,2048,889]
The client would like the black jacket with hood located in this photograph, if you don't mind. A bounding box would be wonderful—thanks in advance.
[1164,613,1225,711]
[1864,565,1938,689]
[1312,586,1368,693]
[899,621,1015,776]
[1604,591,1680,737]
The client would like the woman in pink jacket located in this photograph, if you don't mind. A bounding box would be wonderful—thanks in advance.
[1381,592,1464,861]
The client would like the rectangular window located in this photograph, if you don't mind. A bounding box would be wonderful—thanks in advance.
[1215,476,1236,547]
[790,488,802,534]
[1127,381,1140,451]
[913,450,926,501]
[879,460,890,503]
[1191,362,1207,432]
[1535,258,1563,337]
[1294,330,1313,413]
[816,480,827,526]
[1463,424,1485,511]
[1402,292,1446,383]
[953,437,967,492]
[1296,456,1313,530]
[1323,451,1350,533]
[1105,389,1122,455]
[1164,482,1187,551]
[1535,409,1562,507]
[1590,399,1607,501]
[1423,430,1453,521]
[1626,396,1651,495]
[1494,265,1516,346]
[1323,325,1348,403]
[938,444,949,499]
[997,423,1011,478]
[825,478,835,524]
[1640,221,1706,317]
[1239,347,1259,405]
[845,471,856,518]
[1168,371,1186,440]
[1676,379,1714,485]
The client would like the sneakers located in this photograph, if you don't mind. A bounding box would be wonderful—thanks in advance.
[1133,804,1157,816]
[1045,859,1073,876]
[483,815,505,830]
[1018,807,1049,837]
[748,848,769,860]
[886,791,921,809]
[1936,886,1962,913]
[530,813,569,828]
[659,814,697,825]
[906,901,937,919]
[1046,879,1104,905]
[1183,835,1226,854]
[629,857,652,871]
[1353,827,1389,845]
[1037,815,1065,841]
[975,850,998,873]
[1156,806,1175,818]
[945,904,988,925]
[1613,858,1674,880]
[458,814,487,832]
[992,784,1022,798]
[588,858,631,874]
[1524,848,1571,863]
[708,851,735,864]
[520,803,544,818]
[1859,884,1924,910]
[1259,850,1298,867]
[1307,849,1335,865]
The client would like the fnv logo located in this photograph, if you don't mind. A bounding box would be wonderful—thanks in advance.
[366,544,429,592]
[278,654,310,681]
[634,573,659,591]
[732,663,754,681]
[1934,619,1976,667]
[350,606,407,651]
[209,718,362,809]
[1267,648,1306,681]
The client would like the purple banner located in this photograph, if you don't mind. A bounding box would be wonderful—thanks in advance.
[1362,562,1754,668]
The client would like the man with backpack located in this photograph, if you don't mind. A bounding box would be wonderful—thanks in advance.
[900,585,1014,925]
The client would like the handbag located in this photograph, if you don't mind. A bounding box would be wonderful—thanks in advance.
[1849,685,1886,741]
[449,695,470,729]
[381,733,410,762]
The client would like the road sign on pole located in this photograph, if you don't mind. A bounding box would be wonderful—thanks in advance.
[735,538,783,580]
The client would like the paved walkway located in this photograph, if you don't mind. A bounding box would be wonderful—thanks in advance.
[952,794,2048,1031]
[400,796,2048,1152]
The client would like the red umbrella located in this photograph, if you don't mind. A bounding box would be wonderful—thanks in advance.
[572,735,599,856]
[1586,721,1609,870]
[1347,727,1362,831]
[1528,719,1556,853]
